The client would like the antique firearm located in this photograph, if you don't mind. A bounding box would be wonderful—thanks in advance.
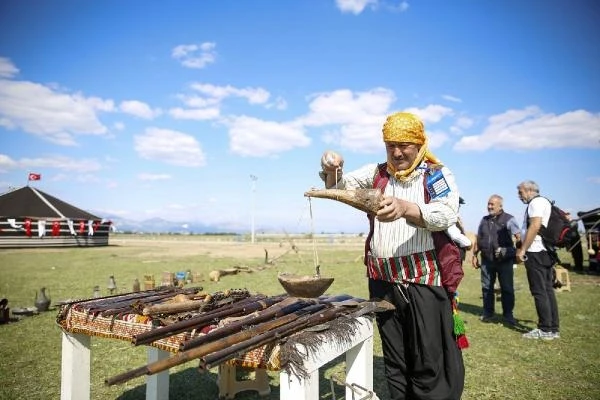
[179,296,317,351]
[105,304,313,386]
[132,294,278,346]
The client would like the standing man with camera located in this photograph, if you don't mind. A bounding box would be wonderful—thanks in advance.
[472,194,521,325]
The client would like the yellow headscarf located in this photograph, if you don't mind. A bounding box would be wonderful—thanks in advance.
[382,112,442,180]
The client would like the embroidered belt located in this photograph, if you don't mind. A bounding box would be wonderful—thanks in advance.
[366,249,441,286]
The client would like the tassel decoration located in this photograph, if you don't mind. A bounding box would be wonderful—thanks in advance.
[452,292,469,349]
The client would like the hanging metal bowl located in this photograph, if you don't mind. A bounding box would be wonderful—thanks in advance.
[278,272,334,298]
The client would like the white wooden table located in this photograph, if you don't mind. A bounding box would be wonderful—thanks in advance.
[279,316,374,399]
[60,316,374,400]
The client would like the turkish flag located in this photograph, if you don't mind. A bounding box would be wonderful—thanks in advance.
[28,173,41,181]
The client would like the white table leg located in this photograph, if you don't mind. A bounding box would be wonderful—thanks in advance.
[61,332,91,400]
[345,333,374,399]
[146,348,170,400]
[279,369,319,400]
[279,317,374,400]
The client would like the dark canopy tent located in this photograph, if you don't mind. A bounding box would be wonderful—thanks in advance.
[0,186,100,220]
[576,208,600,273]
[577,208,600,232]
[0,186,110,248]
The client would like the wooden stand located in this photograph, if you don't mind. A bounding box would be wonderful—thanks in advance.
[555,266,571,292]
[217,365,271,399]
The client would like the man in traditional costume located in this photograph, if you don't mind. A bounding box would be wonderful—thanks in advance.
[320,112,465,400]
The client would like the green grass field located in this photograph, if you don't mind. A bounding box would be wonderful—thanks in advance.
[0,235,599,399]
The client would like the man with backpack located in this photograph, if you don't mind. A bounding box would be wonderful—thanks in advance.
[319,112,464,400]
[516,180,560,340]
[472,194,521,325]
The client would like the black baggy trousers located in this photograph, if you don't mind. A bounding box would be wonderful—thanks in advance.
[369,279,465,400]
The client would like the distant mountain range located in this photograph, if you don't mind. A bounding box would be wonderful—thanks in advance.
[99,214,246,234]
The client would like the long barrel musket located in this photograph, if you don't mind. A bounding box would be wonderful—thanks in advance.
[199,302,344,370]
[142,298,210,316]
[66,287,187,311]
[179,296,319,351]
[60,286,187,306]
[132,294,279,346]
[105,304,310,386]
[86,287,200,314]
[140,288,252,316]
[56,288,187,323]
[201,298,385,370]
[97,292,199,317]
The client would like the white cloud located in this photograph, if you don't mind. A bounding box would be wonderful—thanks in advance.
[442,94,462,103]
[454,116,474,129]
[172,42,217,69]
[335,0,378,14]
[0,79,109,145]
[391,1,409,12]
[113,122,125,131]
[335,0,408,14]
[0,154,17,172]
[302,88,395,125]
[172,82,273,121]
[134,127,206,166]
[138,173,172,181]
[169,107,220,120]
[587,177,600,184]
[450,116,474,134]
[120,100,161,119]
[179,95,221,108]
[299,88,396,153]
[425,130,450,149]
[190,83,270,104]
[454,107,600,151]
[0,57,19,78]
[266,96,288,110]
[227,116,311,157]
[404,104,453,124]
[19,155,103,172]
[85,96,115,112]
[1,155,103,179]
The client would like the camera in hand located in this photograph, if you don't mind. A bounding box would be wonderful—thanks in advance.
[494,247,516,262]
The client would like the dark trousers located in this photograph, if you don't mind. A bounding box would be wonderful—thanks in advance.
[570,240,584,270]
[480,258,515,319]
[524,251,560,333]
[369,279,465,400]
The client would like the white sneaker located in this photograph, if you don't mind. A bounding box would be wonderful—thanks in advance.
[522,328,554,340]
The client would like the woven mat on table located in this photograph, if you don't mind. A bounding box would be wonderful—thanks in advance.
[58,305,195,353]
[225,343,281,371]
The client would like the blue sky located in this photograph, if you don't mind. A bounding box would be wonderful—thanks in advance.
[0,0,598,234]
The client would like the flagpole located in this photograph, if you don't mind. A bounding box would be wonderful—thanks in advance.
[250,174,258,244]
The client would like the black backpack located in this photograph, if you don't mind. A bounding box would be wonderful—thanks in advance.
[528,196,578,249]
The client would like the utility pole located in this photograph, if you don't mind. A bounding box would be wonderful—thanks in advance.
[250,174,258,244]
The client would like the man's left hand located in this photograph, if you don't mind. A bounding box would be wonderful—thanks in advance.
[516,250,526,264]
[377,197,406,222]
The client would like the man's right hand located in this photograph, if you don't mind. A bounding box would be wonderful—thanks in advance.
[321,150,344,172]
[471,254,481,269]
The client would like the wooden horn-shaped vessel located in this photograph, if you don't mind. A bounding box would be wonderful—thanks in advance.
[304,188,383,214]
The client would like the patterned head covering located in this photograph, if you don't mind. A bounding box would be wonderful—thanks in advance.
[382,112,442,180]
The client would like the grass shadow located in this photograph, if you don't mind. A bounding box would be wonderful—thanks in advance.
[114,354,389,400]
[115,368,222,400]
